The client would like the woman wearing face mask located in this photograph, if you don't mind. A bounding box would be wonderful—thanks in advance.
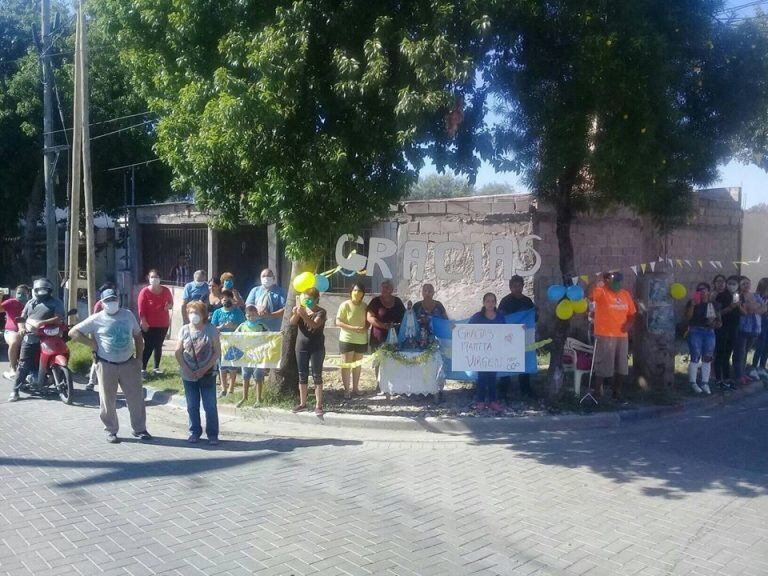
[750,277,768,379]
[290,287,327,415]
[733,276,766,385]
[208,277,223,316]
[137,269,174,378]
[210,289,246,398]
[175,300,221,445]
[1,284,31,379]
[684,283,721,395]
[714,275,740,388]
[219,272,244,308]
[336,283,368,398]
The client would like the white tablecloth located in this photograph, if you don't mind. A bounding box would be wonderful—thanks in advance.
[378,350,444,396]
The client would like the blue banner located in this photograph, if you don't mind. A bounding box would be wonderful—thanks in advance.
[431,309,538,381]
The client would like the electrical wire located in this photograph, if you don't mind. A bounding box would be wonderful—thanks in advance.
[105,158,161,172]
[43,111,156,136]
[89,119,155,141]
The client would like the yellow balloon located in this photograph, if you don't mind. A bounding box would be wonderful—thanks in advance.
[670,282,687,300]
[572,298,589,314]
[292,272,316,293]
[556,299,575,320]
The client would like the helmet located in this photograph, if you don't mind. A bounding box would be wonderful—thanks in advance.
[32,278,54,298]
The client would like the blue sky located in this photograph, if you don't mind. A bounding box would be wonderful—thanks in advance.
[421,0,768,206]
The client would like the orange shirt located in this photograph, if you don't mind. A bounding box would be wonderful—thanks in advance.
[591,286,636,338]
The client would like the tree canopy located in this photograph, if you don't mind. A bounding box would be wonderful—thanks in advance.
[96,0,489,261]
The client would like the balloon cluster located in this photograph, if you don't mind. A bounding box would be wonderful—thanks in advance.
[547,283,588,320]
[292,272,331,296]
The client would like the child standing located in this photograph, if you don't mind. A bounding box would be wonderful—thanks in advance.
[235,305,268,407]
[210,290,246,398]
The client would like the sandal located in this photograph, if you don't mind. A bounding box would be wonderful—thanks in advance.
[291,404,307,413]
[314,407,325,416]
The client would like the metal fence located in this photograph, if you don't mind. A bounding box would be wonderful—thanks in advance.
[140,224,207,284]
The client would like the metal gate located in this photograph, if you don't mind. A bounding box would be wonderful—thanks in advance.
[140,224,207,281]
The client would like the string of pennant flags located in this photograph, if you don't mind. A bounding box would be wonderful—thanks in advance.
[565,255,761,286]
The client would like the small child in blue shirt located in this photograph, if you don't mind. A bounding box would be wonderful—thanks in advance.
[210,290,246,398]
[235,305,269,407]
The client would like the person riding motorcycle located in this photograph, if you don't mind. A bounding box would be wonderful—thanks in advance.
[8,278,65,402]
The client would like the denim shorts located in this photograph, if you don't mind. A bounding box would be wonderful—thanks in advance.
[687,326,716,362]
[242,367,266,381]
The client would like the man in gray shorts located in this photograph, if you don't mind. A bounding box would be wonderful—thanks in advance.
[590,272,636,400]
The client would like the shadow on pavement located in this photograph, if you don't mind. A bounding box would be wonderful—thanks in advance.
[0,437,362,489]
[465,393,768,499]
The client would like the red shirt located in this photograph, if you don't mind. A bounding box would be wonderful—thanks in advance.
[1,298,25,331]
[137,286,173,328]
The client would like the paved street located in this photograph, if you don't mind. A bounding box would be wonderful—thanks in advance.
[0,359,766,576]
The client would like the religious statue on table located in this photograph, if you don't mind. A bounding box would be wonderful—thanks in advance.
[399,300,438,350]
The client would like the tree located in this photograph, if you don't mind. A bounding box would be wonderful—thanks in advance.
[475,181,514,196]
[97,0,489,393]
[408,173,473,199]
[0,0,171,284]
[486,1,768,393]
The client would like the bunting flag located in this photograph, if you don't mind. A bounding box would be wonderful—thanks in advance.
[580,275,589,283]
[715,261,723,269]
[630,265,638,275]
[685,260,692,268]
[733,261,740,269]
[640,263,647,274]
[658,256,664,262]
[676,259,683,268]
[571,276,579,286]
[710,261,718,269]
[649,262,656,272]
[697,260,703,268]
[667,258,674,268]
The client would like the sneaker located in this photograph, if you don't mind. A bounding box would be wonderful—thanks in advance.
[141,370,148,379]
[291,404,307,413]
[152,368,164,376]
[7,391,20,402]
[691,383,703,394]
[187,434,200,443]
[132,430,153,441]
[3,370,16,380]
[488,401,504,414]
[208,438,219,446]
[701,383,712,395]
[106,433,120,444]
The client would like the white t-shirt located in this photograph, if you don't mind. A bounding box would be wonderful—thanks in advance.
[72,309,141,363]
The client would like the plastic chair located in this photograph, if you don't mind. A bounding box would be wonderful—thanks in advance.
[562,337,594,396]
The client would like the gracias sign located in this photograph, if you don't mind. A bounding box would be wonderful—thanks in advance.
[334,234,542,281]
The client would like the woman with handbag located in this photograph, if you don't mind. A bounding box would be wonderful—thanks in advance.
[175,300,221,445]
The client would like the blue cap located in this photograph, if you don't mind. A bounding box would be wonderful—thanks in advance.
[100,288,118,301]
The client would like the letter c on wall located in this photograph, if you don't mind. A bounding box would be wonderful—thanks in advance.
[335,234,367,272]
[435,241,465,280]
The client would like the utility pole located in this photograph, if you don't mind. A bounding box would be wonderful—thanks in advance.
[79,1,96,313]
[41,0,58,288]
[66,8,82,316]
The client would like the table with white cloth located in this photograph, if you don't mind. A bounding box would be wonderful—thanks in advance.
[377,349,444,397]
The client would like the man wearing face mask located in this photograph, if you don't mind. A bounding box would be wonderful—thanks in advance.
[590,272,636,401]
[69,289,151,443]
[245,268,287,332]
[182,270,210,325]
[1,284,31,380]
[8,279,65,402]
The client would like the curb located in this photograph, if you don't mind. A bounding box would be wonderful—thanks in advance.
[142,380,766,435]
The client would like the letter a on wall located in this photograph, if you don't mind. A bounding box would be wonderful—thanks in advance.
[403,240,428,281]
[489,239,515,280]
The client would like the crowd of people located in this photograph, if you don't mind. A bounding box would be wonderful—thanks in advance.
[3,261,767,439]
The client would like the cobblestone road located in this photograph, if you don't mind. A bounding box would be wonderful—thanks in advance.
[0,361,766,576]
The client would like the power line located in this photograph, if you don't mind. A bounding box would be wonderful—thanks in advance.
[89,119,154,141]
[43,111,155,136]
[105,158,161,172]
[715,0,768,13]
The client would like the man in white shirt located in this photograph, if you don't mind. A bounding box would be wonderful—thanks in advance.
[69,289,152,444]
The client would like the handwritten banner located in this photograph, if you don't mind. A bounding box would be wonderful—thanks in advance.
[219,332,282,369]
[451,324,526,373]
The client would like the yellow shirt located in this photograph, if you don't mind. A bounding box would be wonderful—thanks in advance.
[336,300,368,345]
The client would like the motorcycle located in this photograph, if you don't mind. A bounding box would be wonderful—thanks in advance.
[21,313,76,404]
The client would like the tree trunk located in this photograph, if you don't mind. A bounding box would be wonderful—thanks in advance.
[546,172,578,397]
[269,259,316,397]
[22,169,45,278]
